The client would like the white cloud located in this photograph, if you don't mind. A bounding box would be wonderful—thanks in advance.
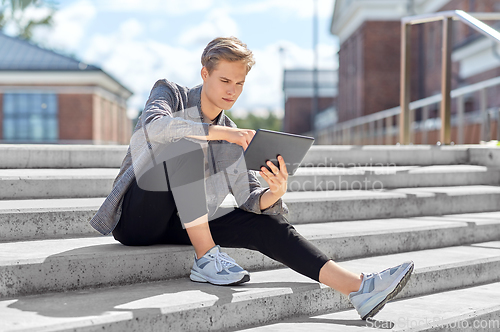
[177,8,239,47]
[148,18,167,32]
[119,18,145,39]
[24,0,337,120]
[275,40,338,70]
[236,0,335,19]
[95,0,213,15]
[235,42,284,111]
[32,0,96,52]
[70,0,333,18]
[83,20,202,115]
[232,39,337,119]
[77,5,243,116]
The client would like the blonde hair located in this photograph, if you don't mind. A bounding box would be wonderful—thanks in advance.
[201,36,255,74]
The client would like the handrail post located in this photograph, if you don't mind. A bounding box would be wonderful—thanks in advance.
[422,105,429,144]
[497,108,500,141]
[377,118,384,145]
[480,88,488,142]
[457,95,465,144]
[440,16,453,144]
[400,22,412,145]
[369,121,375,145]
[385,116,392,145]
[410,107,416,143]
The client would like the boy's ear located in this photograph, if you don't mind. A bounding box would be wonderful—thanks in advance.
[201,66,209,80]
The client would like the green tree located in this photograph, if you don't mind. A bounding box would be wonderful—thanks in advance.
[0,0,56,41]
[132,109,283,134]
[226,110,282,132]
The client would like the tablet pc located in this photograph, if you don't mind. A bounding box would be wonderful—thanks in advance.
[242,129,314,176]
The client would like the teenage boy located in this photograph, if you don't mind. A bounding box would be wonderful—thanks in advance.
[90,36,414,320]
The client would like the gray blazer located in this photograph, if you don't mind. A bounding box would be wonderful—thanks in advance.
[89,79,288,235]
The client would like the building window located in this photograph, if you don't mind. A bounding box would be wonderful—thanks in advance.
[2,93,58,141]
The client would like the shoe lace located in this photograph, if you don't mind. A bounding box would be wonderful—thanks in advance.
[213,251,236,273]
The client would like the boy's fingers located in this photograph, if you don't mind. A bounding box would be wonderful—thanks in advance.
[261,167,272,178]
[266,160,279,174]
[277,155,288,176]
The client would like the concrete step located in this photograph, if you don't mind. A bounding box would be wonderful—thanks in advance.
[238,282,500,331]
[2,186,500,241]
[0,197,104,241]
[2,165,499,200]
[0,144,127,169]
[1,213,500,298]
[304,145,470,167]
[0,168,119,199]
[268,164,500,192]
[2,242,500,331]
[282,185,500,223]
[1,144,496,169]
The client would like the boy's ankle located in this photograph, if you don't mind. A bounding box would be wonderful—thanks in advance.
[194,244,216,259]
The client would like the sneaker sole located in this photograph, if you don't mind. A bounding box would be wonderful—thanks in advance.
[190,270,250,286]
[362,261,414,320]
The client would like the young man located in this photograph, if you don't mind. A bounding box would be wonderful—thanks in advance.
[90,36,413,320]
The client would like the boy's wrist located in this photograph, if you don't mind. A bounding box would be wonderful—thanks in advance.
[259,189,282,211]
[208,125,223,140]
[208,125,235,141]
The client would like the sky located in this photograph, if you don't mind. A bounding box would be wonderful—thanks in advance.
[8,0,339,119]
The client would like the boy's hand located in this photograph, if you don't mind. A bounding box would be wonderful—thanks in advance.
[259,155,288,198]
[225,128,256,151]
[207,126,255,150]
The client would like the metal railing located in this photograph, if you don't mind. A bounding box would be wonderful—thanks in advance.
[400,10,500,144]
[314,10,500,145]
[314,74,500,145]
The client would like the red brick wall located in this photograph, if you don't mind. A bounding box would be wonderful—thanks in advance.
[0,89,130,144]
[462,68,500,115]
[92,95,101,142]
[284,97,335,134]
[419,0,500,140]
[0,94,3,139]
[363,21,402,115]
[58,94,93,140]
[421,0,500,99]
[119,106,133,145]
[338,21,401,122]
[93,97,131,144]
[414,122,495,144]
[338,27,364,122]
[334,0,500,145]
[103,99,110,142]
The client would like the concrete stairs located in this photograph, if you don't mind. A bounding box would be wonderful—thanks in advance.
[0,144,499,331]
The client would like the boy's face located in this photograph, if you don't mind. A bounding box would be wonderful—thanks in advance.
[201,59,247,113]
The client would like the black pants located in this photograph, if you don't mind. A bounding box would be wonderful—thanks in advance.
[113,139,330,282]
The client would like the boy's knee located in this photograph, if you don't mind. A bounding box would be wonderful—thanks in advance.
[258,213,293,231]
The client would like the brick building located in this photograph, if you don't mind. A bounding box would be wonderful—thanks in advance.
[330,0,500,144]
[0,32,133,144]
[282,69,337,135]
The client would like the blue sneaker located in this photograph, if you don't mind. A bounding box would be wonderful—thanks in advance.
[349,261,414,320]
[190,245,250,286]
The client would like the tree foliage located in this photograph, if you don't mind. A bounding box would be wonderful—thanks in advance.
[225,110,282,132]
[0,0,56,41]
[133,109,283,134]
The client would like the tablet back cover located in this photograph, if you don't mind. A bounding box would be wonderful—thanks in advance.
[243,129,314,175]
